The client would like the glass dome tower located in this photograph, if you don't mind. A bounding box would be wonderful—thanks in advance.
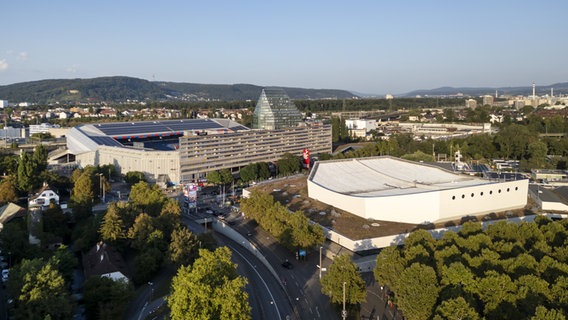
[252,88,303,130]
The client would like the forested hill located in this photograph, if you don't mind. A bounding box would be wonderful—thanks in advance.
[403,82,568,97]
[0,76,358,103]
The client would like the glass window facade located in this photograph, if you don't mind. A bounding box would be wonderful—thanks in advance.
[252,88,303,130]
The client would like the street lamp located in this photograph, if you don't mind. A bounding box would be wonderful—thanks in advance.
[319,246,323,279]
[342,281,347,320]
[148,281,154,300]
[98,173,105,203]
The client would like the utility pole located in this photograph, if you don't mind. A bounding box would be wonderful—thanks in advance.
[342,281,347,320]
[319,246,323,279]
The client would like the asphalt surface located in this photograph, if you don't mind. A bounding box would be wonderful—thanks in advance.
[216,233,296,320]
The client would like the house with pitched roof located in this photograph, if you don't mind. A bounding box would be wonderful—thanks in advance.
[83,241,129,283]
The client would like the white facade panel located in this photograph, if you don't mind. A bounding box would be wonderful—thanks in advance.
[364,192,440,224]
[308,157,529,224]
[438,180,528,221]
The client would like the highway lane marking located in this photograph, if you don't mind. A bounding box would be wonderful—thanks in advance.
[316,306,320,318]
[231,245,283,320]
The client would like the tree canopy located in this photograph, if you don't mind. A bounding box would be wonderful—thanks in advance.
[168,247,251,320]
[320,254,366,305]
[240,189,325,250]
[374,218,568,319]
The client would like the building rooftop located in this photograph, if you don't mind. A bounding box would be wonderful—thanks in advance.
[309,156,493,197]
[67,118,249,154]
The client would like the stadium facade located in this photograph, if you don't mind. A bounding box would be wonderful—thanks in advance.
[307,156,528,224]
[66,118,332,184]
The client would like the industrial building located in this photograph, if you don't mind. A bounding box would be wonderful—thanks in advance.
[307,156,528,224]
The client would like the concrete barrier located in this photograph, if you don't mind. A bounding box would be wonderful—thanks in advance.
[212,220,282,286]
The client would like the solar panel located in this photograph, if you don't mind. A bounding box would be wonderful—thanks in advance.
[90,136,124,147]
[95,119,226,136]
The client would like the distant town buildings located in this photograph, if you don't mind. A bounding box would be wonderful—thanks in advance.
[345,119,377,139]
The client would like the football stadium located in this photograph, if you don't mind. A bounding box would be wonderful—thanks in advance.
[307,156,529,224]
[65,118,331,184]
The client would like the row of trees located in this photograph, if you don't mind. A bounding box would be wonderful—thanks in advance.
[319,126,568,171]
[240,189,325,251]
[373,217,568,320]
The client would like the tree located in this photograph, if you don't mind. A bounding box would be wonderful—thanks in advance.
[99,203,127,245]
[531,306,566,320]
[42,203,70,244]
[83,276,133,320]
[71,171,95,219]
[48,245,78,285]
[157,198,182,241]
[494,124,534,160]
[17,152,35,192]
[128,213,156,251]
[397,263,440,320]
[168,247,251,320]
[287,210,325,249]
[277,153,300,176]
[206,170,222,185]
[320,254,366,305]
[17,261,73,320]
[434,297,480,320]
[123,171,146,185]
[129,181,166,216]
[0,220,35,265]
[374,245,405,291]
[168,228,199,267]
[32,144,48,173]
[258,162,271,180]
[239,163,258,183]
[132,246,163,284]
[526,141,548,169]
[0,178,18,205]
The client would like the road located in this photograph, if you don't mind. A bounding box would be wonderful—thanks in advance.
[230,218,339,320]
[216,233,296,320]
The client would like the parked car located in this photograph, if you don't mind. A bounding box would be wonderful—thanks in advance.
[2,269,9,283]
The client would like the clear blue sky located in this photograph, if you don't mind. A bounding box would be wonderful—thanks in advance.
[2,0,567,95]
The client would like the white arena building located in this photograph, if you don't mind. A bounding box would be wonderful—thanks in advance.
[307,156,529,224]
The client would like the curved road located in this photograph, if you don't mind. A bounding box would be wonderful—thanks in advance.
[216,233,296,320]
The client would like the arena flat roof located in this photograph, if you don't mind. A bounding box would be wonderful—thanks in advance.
[91,119,248,137]
[309,156,492,197]
[67,118,250,154]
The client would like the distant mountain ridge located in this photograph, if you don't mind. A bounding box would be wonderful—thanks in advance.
[402,82,568,97]
[0,76,358,104]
